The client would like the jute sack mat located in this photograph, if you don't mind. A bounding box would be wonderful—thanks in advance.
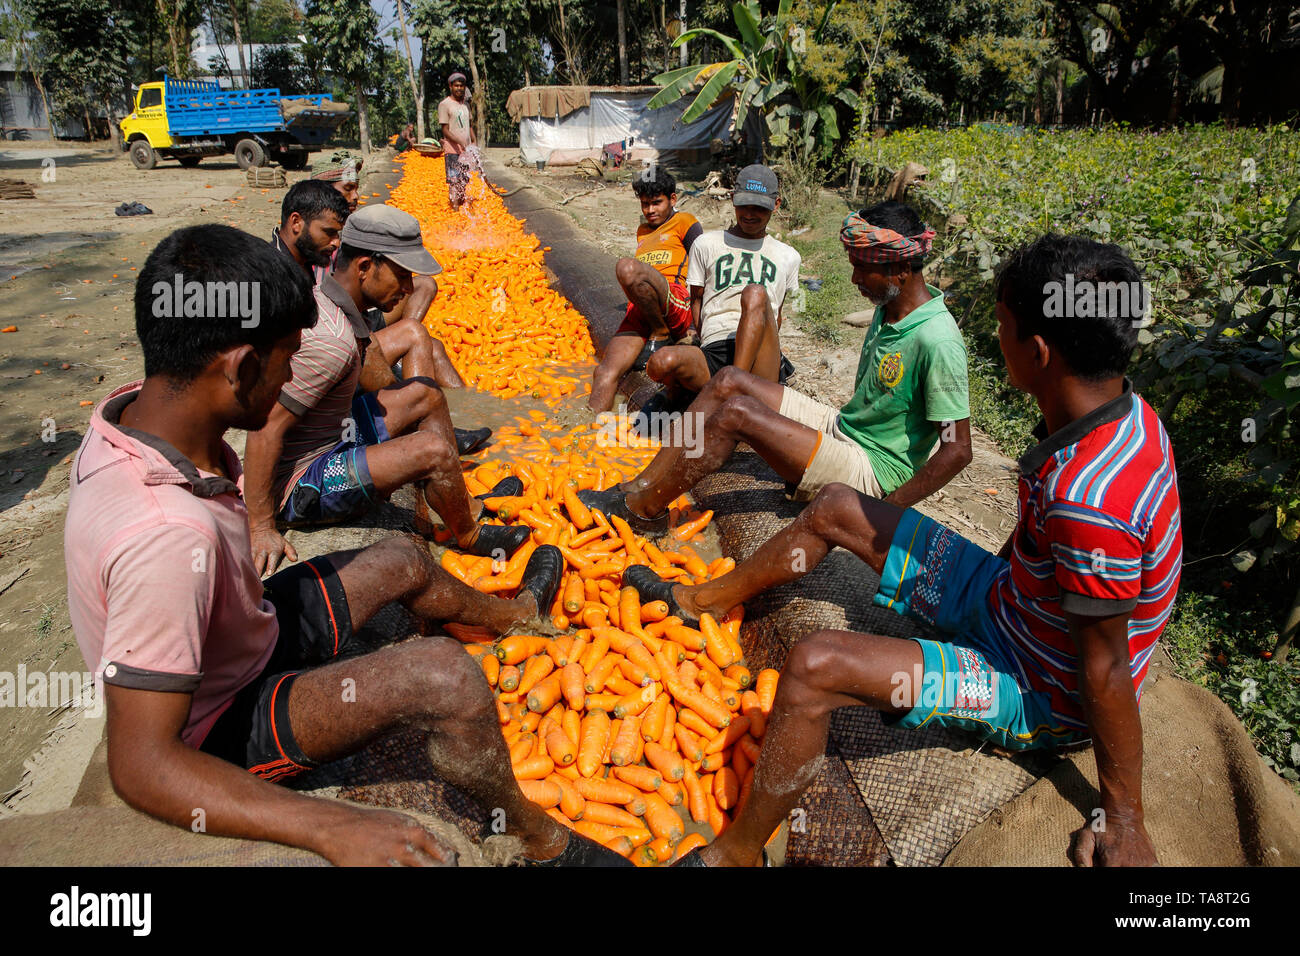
[945,667,1300,866]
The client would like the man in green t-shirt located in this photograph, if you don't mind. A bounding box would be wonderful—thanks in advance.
[579,201,972,539]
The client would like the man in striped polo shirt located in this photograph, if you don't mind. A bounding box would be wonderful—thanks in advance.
[673,235,1179,868]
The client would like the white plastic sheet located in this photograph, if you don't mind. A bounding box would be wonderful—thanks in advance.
[518,92,732,165]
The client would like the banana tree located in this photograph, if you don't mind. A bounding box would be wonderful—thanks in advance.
[648,0,858,159]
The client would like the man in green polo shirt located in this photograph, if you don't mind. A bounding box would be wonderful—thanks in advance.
[578,201,972,541]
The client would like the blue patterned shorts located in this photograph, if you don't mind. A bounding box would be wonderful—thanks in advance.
[873,509,1084,750]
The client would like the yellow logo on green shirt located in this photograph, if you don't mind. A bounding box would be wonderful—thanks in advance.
[878,351,905,389]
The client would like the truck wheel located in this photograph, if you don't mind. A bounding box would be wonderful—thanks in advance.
[178,156,201,168]
[234,138,267,170]
[280,152,308,171]
[129,140,158,170]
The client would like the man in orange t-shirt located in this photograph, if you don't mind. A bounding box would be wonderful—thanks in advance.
[589,166,703,412]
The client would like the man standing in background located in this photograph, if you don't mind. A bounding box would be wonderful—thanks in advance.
[438,72,476,209]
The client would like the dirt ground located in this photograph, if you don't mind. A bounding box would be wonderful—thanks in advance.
[0,141,1014,819]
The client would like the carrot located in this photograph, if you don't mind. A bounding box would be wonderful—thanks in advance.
[699,750,729,773]
[704,717,752,755]
[640,600,670,623]
[724,664,752,689]
[679,545,709,578]
[738,734,762,763]
[732,741,752,782]
[613,765,663,792]
[512,754,555,780]
[578,631,610,673]
[545,725,578,767]
[665,624,707,653]
[671,509,713,541]
[519,779,563,809]
[609,715,641,766]
[603,836,634,858]
[577,710,611,778]
[656,780,684,808]
[562,574,585,614]
[573,777,639,806]
[756,668,780,714]
[584,653,620,694]
[499,664,521,693]
[640,692,670,742]
[573,820,625,846]
[668,680,731,729]
[563,485,593,530]
[580,801,642,829]
[516,654,554,696]
[640,792,684,843]
[612,682,659,719]
[496,634,548,665]
[618,587,646,639]
[480,653,501,688]
[544,635,572,668]
[674,724,705,763]
[683,765,710,823]
[647,836,675,864]
[741,690,767,738]
[713,767,740,810]
[673,832,709,861]
[700,613,736,668]
[526,672,564,713]
[643,740,686,781]
[562,709,582,750]
[508,734,535,765]
[561,662,585,710]
[618,657,654,688]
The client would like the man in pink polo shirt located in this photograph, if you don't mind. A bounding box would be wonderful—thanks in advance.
[438,72,475,209]
[64,224,624,867]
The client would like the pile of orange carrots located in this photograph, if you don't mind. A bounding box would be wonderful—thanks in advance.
[467,620,779,865]
[389,156,770,864]
[390,154,595,398]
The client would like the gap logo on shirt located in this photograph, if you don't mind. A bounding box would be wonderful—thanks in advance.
[714,251,779,290]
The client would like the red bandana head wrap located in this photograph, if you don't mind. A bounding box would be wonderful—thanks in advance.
[840,210,935,265]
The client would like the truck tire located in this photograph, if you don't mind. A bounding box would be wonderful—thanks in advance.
[178,156,201,168]
[280,152,308,171]
[129,140,158,170]
[234,138,267,170]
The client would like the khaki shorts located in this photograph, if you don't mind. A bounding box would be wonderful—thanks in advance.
[778,387,885,500]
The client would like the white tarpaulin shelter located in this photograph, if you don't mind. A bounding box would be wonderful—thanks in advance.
[506,85,734,166]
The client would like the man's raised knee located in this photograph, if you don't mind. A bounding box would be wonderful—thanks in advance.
[740,283,771,312]
[782,631,849,712]
[615,257,641,287]
[645,348,678,382]
[709,364,752,401]
[802,483,860,541]
[408,638,493,718]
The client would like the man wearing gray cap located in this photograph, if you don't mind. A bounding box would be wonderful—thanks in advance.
[244,204,532,571]
[438,72,475,208]
[637,164,800,416]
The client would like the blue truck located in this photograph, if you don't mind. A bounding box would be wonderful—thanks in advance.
[119,76,351,171]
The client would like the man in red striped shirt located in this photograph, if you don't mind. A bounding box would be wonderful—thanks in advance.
[671,235,1179,868]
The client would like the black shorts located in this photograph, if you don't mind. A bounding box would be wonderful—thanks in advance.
[199,557,355,781]
[701,338,795,383]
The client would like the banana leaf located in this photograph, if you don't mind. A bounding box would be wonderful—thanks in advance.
[680,59,741,124]
[671,27,745,62]
[648,62,723,110]
[733,0,762,51]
